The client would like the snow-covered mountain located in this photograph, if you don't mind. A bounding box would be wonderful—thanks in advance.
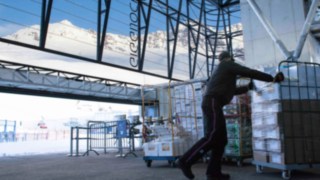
[1,20,244,83]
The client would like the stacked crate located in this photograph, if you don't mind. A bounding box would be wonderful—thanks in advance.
[173,82,205,142]
[142,81,206,157]
[251,64,320,165]
[223,94,253,161]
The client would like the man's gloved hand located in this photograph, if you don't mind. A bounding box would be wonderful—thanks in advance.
[274,72,285,83]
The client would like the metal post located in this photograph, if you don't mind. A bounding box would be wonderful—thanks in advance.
[39,0,53,48]
[86,124,90,155]
[13,121,16,142]
[76,127,79,156]
[4,120,7,134]
[104,122,107,154]
[70,127,73,156]
[191,0,205,79]
[293,0,320,60]
[246,0,292,60]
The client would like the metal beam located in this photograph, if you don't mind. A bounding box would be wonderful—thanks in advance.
[0,59,146,105]
[190,0,205,79]
[1,0,241,81]
[0,38,181,82]
[97,0,112,62]
[0,86,143,105]
[166,0,183,79]
[138,0,153,72]
[39,0,53,48]
[293,0,320,60]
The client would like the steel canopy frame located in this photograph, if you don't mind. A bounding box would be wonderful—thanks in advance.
[97,0,111,62]
[132,0,242,78]
[39,0,53,48]
[166,0,183,79]
[0,59,151,105]
[0,0,241,81]
[187,0,205,79]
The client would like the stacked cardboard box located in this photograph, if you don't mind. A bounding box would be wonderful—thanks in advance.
[143,82,206,157]
[224,94,252,157]
[143,137,194,157]
[173,82,205,142]
[252,65,320,164]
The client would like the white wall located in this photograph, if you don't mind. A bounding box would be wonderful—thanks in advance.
[240,0,313,67]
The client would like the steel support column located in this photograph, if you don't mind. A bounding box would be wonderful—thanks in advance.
[138,0,153,72]
[39,0,53,48]
[293,0,320,60]
[188,0,205,79]
[166,0,183,79]
[97,0,111,62]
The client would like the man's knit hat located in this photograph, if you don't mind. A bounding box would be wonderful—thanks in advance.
[218,51,232,61]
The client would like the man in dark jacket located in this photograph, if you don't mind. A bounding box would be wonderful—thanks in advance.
[177,51,284,180]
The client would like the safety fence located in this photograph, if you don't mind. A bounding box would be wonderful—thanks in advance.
[0,120,16,142]
[70,120,142,157]
[1,130,70,142]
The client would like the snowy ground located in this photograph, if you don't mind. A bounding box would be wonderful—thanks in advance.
[0,139,84,157]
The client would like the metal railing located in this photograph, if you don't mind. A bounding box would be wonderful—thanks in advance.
[69,120,142,157]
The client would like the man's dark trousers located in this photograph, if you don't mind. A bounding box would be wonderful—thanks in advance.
[179,95,228,175]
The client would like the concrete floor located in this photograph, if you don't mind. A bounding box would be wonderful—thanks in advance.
[0,151,320,180]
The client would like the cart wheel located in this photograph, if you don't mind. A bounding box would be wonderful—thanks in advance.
[237,160,243,167]
[146,160,152,167]
[168,160,176,167]
[171,161,176,167]
[282,170,291,179]
[256,165,263,173]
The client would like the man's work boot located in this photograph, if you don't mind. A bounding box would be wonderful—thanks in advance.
[176,159,195,179]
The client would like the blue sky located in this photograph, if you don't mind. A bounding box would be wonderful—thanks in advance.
[0,0,240,37]
[0,0,173,36]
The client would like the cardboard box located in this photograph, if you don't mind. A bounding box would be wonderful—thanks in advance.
[251,113,264,127]
[252,125,282,139]
[266,139,285,153]
[268,152,292,164]
[251,101,282,113]
[253,151,269,162]
[252,112,306,138]
[252,138,267,151]
[303,137,320,163]
[252,83,318,102]
[308,100,320,112]
[143,142,159,156]
[312,137,320,163]
[267,138,306,164]
[283,64,320,87]
[251,112,283,128]
[252,100,320,113]
[300,113,320,137]
[311,113,320,137]
[293,138,307,163]
[158,141,184,156]
[291,100,320,112]
[252,127,267,138]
